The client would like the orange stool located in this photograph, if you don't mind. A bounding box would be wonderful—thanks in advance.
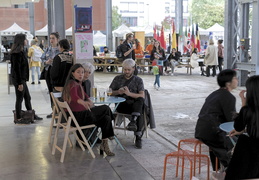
[162,149,210,180]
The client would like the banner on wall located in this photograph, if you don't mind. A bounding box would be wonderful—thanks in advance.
[75,6,92,33]
[75,33,93,60]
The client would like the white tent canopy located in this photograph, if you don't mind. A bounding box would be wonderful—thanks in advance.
[0,22,30,36]
[204,23,224,36]
[66,27,72,36]
[35,26,73,36]
[112,24,133,37]
[93,31,106,46]
[35,25,48,36]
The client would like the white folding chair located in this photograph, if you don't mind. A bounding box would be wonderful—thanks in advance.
[52,98,96,162]
[48,92,73,147]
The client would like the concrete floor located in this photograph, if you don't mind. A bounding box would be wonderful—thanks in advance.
[0,62,245,180]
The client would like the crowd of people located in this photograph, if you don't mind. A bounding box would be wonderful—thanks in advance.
[11,32,259,178]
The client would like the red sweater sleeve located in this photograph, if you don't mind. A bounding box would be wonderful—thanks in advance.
[68,81,89,112]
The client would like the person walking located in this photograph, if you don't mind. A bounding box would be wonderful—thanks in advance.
[217,39,224,72]
[10,34,43,124]
[152,53,161,90]
[204,39,218,77]
[28,39,43,85]
[41,32,60,118]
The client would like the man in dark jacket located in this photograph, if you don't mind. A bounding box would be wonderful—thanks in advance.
[195,69,238,171]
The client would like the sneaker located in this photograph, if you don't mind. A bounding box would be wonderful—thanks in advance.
[31,82,35,85]
[38,81,41,84]
[156,87,160,91]
[135,135,142,149]
[126,121,137,131]
[14,118,31,124]
[153,85,156,89]
[46,113,52,118]
[34,114,43,120]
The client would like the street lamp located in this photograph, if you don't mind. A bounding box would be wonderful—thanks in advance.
[146,4,149,26]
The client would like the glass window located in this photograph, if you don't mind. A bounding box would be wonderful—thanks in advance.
[122,17,138,27]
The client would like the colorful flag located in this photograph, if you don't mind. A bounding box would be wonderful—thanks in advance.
[184,26,188,53]
[153,24,157,40]
[195,23,201,52]
[160,25,166,49]
[191,24,195,51]
[171,19,177,49]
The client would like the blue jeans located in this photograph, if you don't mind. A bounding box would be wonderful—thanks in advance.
[31,66,41,82]
[154,74,160,87]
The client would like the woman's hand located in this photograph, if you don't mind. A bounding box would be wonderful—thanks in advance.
[46,58,53,65]
[18,84,23,91]
[239,90,246,107]
[229,129,244,137]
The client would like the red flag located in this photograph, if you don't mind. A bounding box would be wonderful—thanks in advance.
[153,25,157,40]
[160,25,166,49]
[195,24,201,52]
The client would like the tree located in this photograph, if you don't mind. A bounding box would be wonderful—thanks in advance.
[161,16,174,30]
[112,6,122,31]
[190,0,224,29]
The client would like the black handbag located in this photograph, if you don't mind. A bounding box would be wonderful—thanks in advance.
[13,110,35,123]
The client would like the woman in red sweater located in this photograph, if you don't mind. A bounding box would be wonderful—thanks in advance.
[62,64,115,156]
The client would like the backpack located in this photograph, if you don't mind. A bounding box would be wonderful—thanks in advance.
[31,47,43,62]
[116,44,123,58]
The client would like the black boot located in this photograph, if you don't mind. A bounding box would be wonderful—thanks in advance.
[135,135,142,149]
[126,115,138,131]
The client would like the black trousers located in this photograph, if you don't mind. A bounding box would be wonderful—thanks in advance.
[72,105,114,139]
[44,67,53,108]
[206,65,216,77]
[14,82,32,119]
[198,132,234,170]
[218,57,224,72]
[116,97,145,133]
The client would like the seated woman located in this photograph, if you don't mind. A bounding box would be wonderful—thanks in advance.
[195,69,238,171]
[225,75,259,179]
[82,62,95,96]
[62,63,115,156]
[190,48,206,76]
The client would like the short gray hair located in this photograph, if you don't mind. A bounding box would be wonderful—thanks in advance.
[82,62,95,75]
[122,59,135,68]
[30,39,38,46]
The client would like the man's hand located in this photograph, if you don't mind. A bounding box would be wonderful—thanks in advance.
[123,86,130,96]
[118,87,126,95]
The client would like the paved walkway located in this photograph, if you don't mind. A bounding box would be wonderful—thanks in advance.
[0,62,244,180]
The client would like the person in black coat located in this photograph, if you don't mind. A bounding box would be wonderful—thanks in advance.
[50,39,73,92]
[195,69,238,171]
[225,75,259,179]
[10,34,42,124]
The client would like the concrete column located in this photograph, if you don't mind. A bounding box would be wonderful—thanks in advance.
[53,0,65,39]
[224,0,237,69]
[28,2,35,36]
[106,0,112,50]
[47,0,53,46]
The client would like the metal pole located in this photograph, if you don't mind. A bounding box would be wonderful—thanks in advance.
[47,0,53,46]
[53,0,65,39]
[28,2,35,36]
[106,0,112,50]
